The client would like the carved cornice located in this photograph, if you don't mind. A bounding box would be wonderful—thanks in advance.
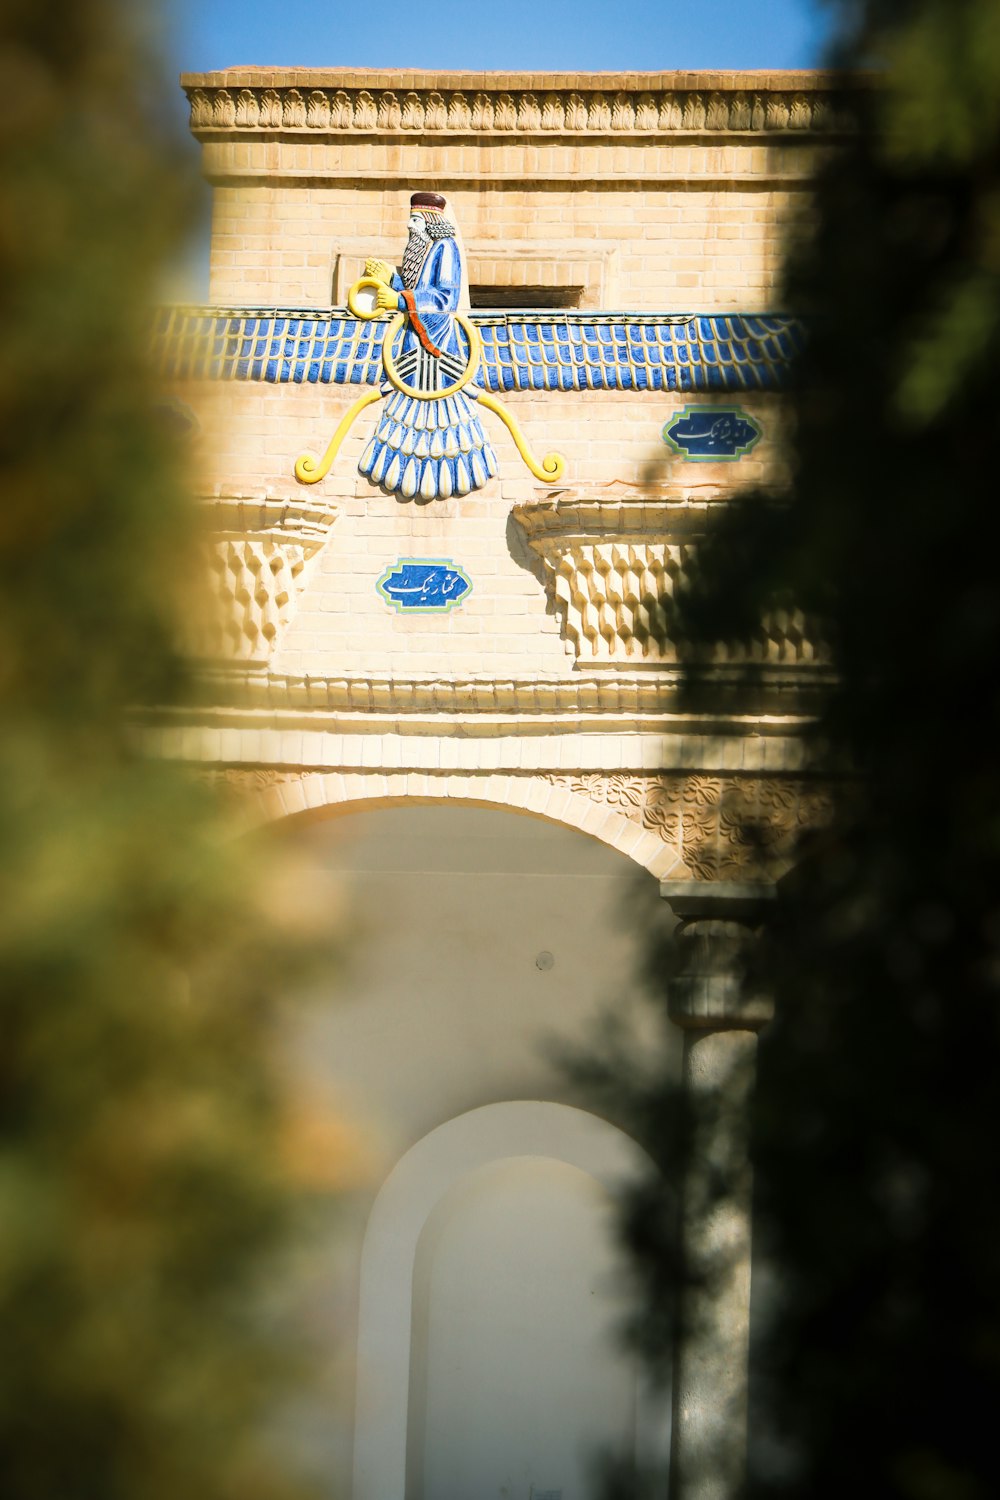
[179,664,831,728]
[512,496,829,666]
[182,69,854,140]
[198,492,339,541]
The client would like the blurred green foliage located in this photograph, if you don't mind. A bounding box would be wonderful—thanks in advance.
[673,1,1000,1495]
[0,4,345,1497]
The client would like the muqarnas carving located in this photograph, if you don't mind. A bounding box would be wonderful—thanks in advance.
[186,495,336,664]
[514,497,827,664]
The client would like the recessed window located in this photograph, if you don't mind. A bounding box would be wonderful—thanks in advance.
[469,284,584,310]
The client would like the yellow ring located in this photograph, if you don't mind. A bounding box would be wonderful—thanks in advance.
[347,276,389,320]
[381,312,482,401]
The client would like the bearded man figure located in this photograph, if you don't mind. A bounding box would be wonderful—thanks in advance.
[358,192,498,500]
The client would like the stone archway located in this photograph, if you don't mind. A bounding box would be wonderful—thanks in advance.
[213,767,692,880]
[262,800,681,1500]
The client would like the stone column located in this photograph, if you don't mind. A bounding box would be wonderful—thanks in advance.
[660,880,776,1500]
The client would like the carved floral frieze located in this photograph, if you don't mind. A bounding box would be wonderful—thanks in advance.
[550,772,835,880]
[185,82,845,138]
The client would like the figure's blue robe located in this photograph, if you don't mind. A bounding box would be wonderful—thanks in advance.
[359,238,497,500]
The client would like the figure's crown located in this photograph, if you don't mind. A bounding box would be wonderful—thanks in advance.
[410,191,447,210]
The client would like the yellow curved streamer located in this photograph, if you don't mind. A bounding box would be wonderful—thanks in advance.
[381,312,482,400]
[294,386,383,485]
[474,390,567,483]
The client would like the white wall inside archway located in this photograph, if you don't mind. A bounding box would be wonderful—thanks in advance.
[282,804,679,1497]
[293,802,677,1170]
[408,1156,635,1500]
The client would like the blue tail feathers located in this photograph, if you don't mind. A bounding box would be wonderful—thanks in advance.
[359,390,498,499]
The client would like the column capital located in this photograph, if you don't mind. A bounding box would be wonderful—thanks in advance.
[659,878,777,924]
[660,881,776,1031]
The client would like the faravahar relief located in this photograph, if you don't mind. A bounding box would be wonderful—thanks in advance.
[295,191,565,498]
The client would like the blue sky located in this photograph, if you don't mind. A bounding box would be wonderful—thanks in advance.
[165,0,835,77]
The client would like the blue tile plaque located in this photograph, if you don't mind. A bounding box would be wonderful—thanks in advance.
[663,405,762,460]
[377,559,472,613]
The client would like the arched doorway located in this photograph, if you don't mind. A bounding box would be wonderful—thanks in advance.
[283,803,679,1498]
[354,1102,667,1500]
[408,1156,633,1500]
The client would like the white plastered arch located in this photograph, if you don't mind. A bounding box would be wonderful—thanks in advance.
[242,769,689,879]
[352,1100,667,1500]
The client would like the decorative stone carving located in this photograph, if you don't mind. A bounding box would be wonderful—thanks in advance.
[588,92,610,130]
[189,88,211,127]
[635,93,659,129]
[235,88,258,127]
[766,95,790,130]
[197,766,307,797]
[377,90,401,129]
[425,91,447,129]
[186,495,337,666]
[283,88,305,127]
[564,92,588,130]
[447,92,471,130]
[790,93,812,129]
[307,89,330,128]
[518,92,541,130]
[660,95,683,130]
[173,667,826,723]
[682,92,707,130]
[495,93,518,130]
[355,90,377,128]
[471,92,493,130]
[213,89,235,127]
[184,79,848,138]
[330,89,352,128]
[401,92,424,130]
[512,496,827,665]
[550,772,835,881]
[706,92,729,130]
[611,92,635,130]
[541,95,564,130]
[729,92,751,130]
